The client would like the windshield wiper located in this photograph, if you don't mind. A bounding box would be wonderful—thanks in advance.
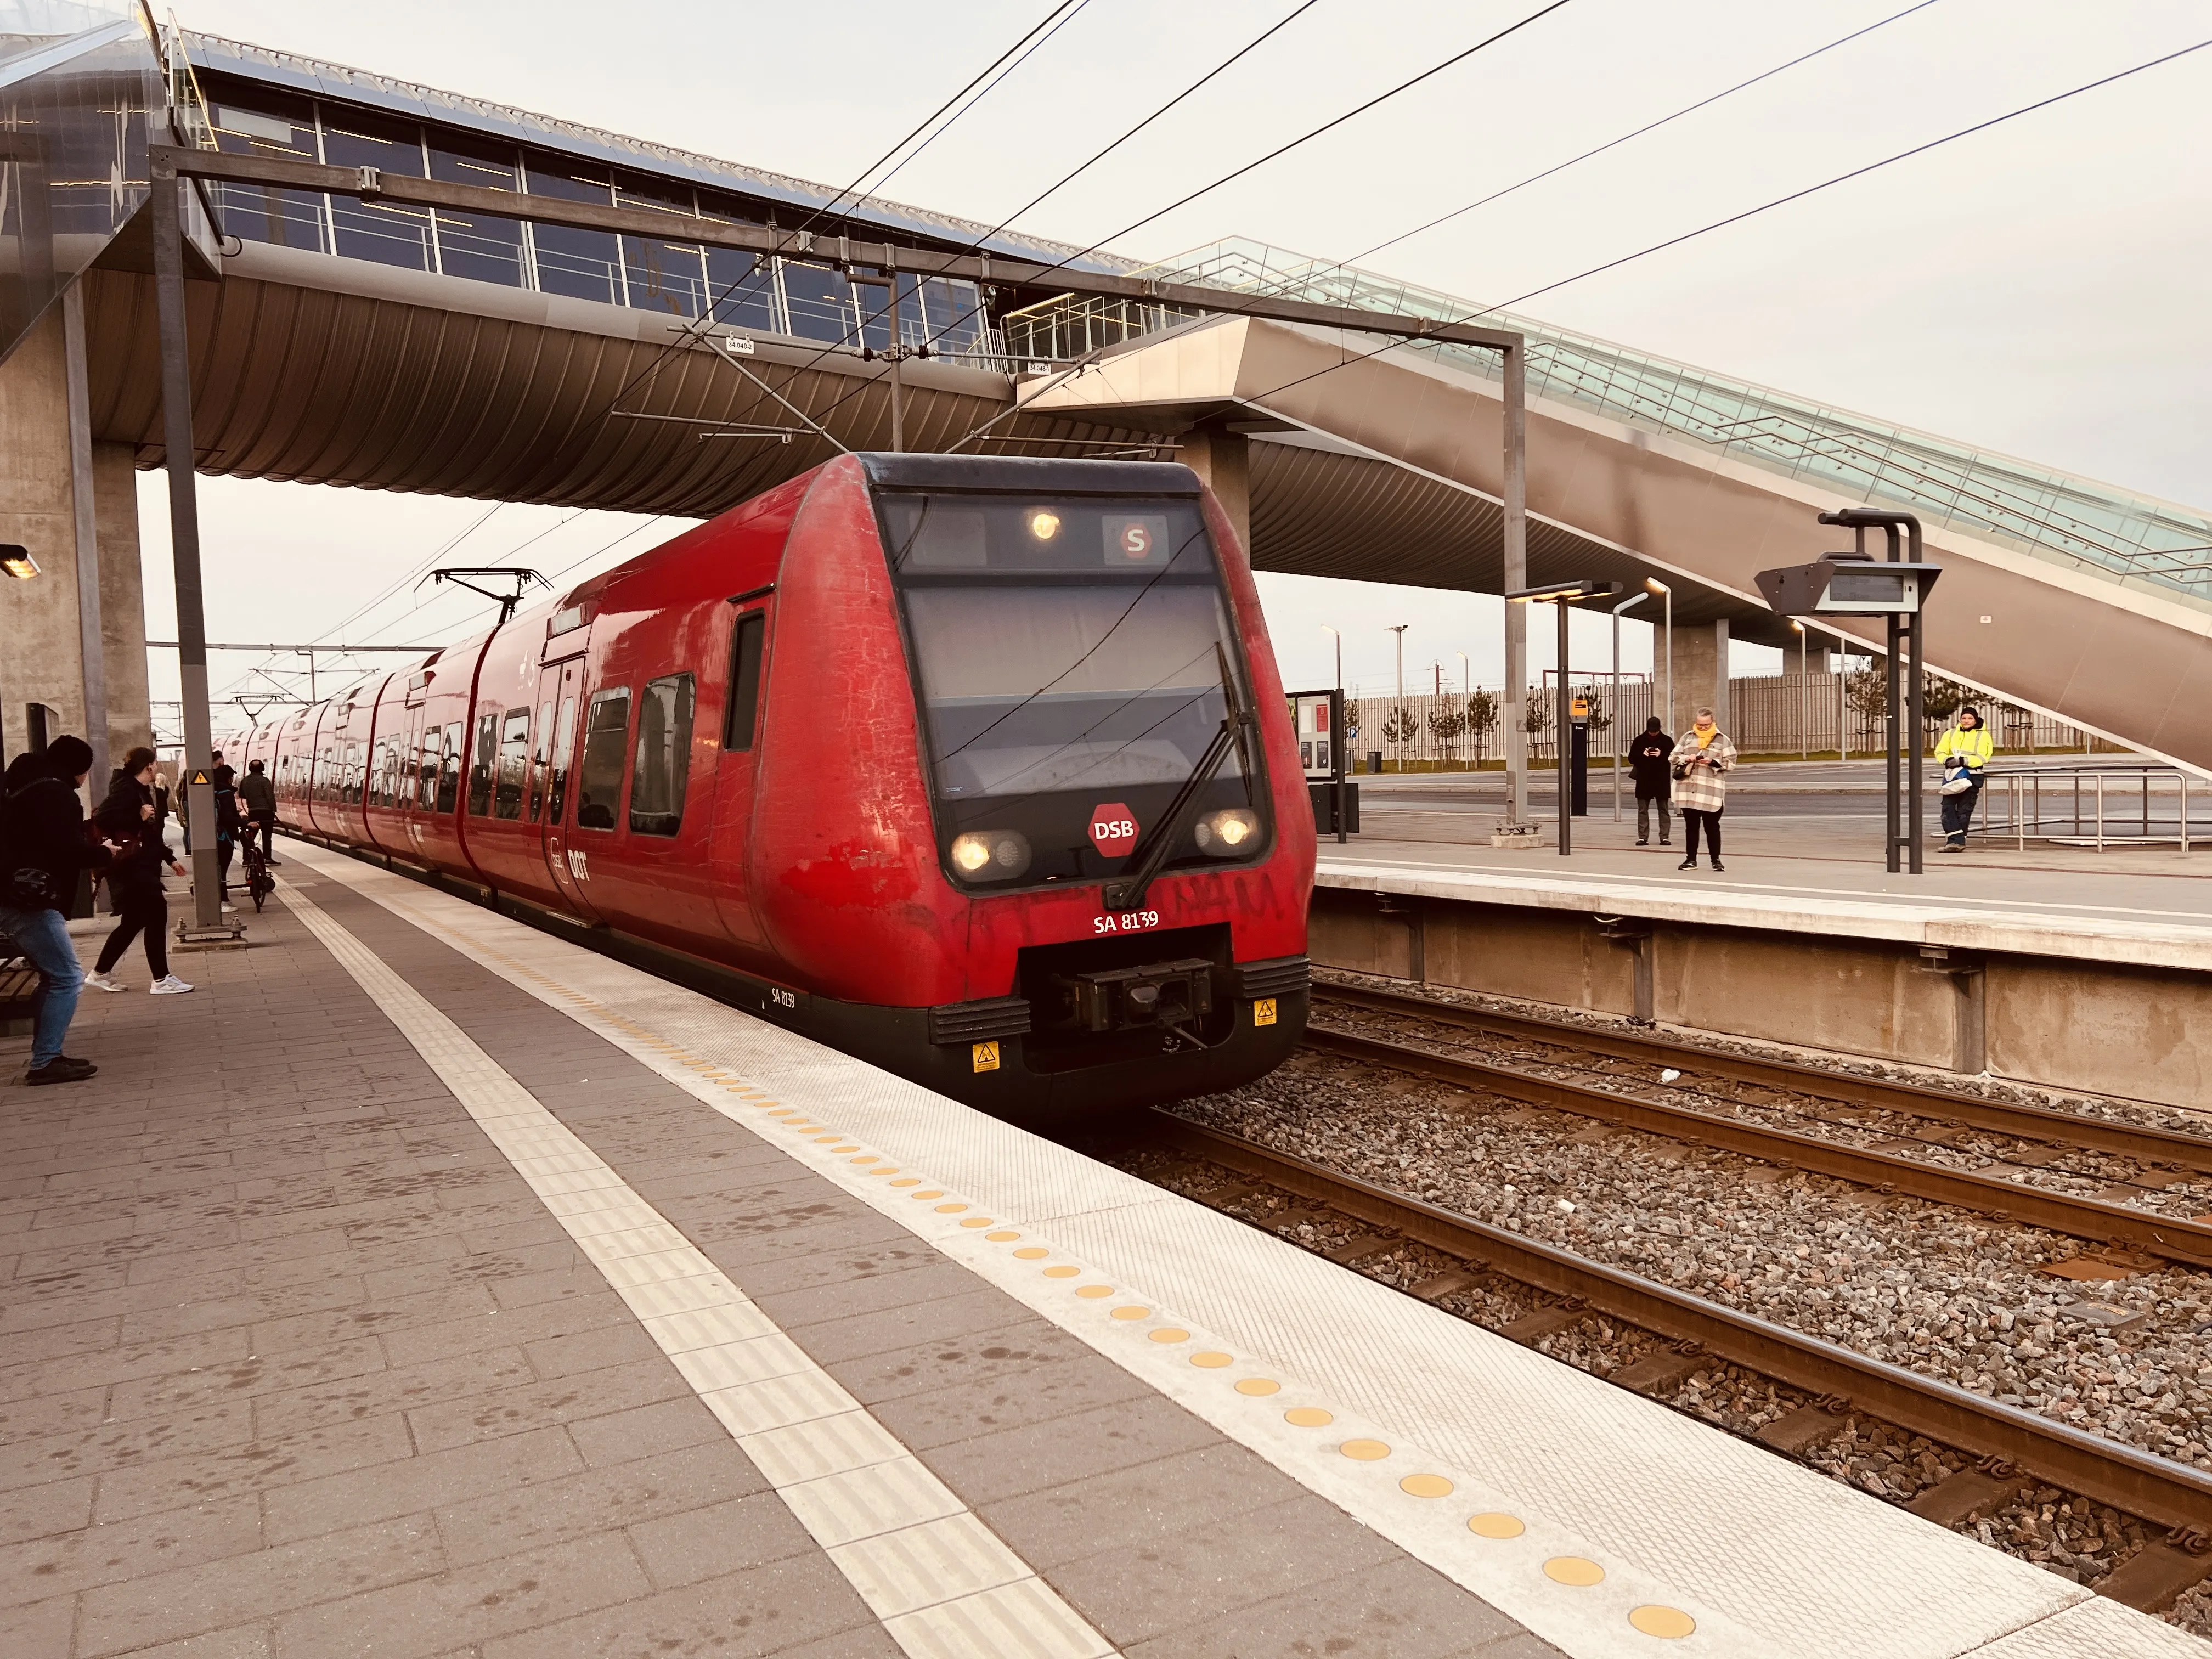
[1103,644,1252,915]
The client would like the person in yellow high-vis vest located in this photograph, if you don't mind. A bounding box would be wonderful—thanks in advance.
[1932,706,1995,851]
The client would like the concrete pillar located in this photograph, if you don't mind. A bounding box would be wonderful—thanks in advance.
[1177,421,1251,560]
[1670,619,1729,732]
[0,299,151,778]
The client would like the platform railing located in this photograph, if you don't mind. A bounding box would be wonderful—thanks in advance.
[1978,765,2204,852]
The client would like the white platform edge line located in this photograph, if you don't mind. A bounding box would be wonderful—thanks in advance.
[272,876,1115,1659]
[282,844,1790,1659]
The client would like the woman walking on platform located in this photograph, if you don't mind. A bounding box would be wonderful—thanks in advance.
[85,748,193,996]
[1671,708,1736,872]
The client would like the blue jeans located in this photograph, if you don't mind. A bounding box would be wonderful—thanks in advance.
[0,904,84,1068]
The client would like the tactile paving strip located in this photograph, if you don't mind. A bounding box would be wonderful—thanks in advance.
[276,877,1114,1659]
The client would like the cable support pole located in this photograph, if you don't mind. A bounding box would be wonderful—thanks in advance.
[1502,342,1528,827]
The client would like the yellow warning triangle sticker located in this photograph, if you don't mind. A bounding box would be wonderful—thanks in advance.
[190,770,210,785]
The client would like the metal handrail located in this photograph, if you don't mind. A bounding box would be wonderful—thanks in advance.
[1972,763,2204,852]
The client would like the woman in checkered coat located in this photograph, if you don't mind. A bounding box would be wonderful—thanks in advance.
[1669,708,1736,872]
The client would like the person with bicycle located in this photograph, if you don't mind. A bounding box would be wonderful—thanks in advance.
[239,759,278,867]
[85,747,193,995]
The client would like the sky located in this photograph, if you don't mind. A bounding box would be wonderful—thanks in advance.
[137,0,2212,723]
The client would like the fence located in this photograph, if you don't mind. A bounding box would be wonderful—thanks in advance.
[1341,672,2110,769]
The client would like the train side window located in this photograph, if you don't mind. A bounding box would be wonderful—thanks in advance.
[547,695,578,824]
[575,688,631,830]
[468,712,498,815]
[436,724,463,814]
[495,708,531,820]
[724,611,766,752]
[629,673,695,837]
[529,699,553,820]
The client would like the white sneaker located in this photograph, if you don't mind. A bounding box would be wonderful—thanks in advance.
[85,969,127,993]
[149,975,195,995]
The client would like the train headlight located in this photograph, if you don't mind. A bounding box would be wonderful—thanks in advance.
[1193,808,1260,856]
[1026,509,1061,541]
[949,830,1032,882]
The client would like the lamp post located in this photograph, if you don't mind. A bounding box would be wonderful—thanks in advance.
[1388,624,1408,701]
[1791,620,1808,760]
[1319,623,1348,836]
[1611,590,1646,820]
[1506,579,1622,856]
[1646,578,1673,733]
[1,546,40,762]
[1454,651,1469,695]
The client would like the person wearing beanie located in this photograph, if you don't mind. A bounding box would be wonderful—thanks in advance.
[1627,714,1675,848]
[0,736,115,1084]
[86,747,194,996]
[1933,705,1996,851]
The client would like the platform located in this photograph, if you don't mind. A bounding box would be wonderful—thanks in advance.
[2,841,2200,1658]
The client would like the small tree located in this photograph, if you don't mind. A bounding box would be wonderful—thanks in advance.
[1427,701,1468,761]
[1521,695,1550,760]
[1341,701,1360,745]
[1381,704,1418,753]
[1466,690,1499,764]
[1844,666,1887,750]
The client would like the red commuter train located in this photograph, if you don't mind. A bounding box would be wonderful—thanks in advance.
[245,454,1314,1114]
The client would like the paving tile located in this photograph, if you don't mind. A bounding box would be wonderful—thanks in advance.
[1120,1554,1525,1659]
[0,1396,257,1496]
[564,1396,725,1468]
[826,1319,1097,1407]
[981,1442,1309,1570]
[752,1258,985,1331]
[474,1552,878,1659]
[520,1318,664,1380]
[261,1425,585,1545]
[115,1621,275,1658]
[0,1385,109,1449]
[76,1514,444,1657]
[404,1359,686,1453]
[436,1442,774,1575]
[0,1589,74,1658]
[1043,1493,1406,1644]
[253,1349,536,1441]
[374,1290,633,1371]
[776,1287,1039,1368]
[867,1349,1156,1453]
[0,1492,262,1607]
[269,1533,647,1659]
[109,1340,391,1425]
[0,1476,94,1547]
[913,1392,1222,1506]
[624,1491,819,1589]
[91,1411,414,1522]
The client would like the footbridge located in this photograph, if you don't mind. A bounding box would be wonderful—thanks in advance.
[3,9,2207,775]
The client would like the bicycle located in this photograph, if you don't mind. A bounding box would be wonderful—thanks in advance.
[241,833,274,913]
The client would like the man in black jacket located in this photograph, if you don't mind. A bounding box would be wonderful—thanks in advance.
[0,736,114,1084]
[1627,716,1675,847]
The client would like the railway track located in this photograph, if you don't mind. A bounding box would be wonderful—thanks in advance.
[1307,984,2212,1272]
[1128,1109,2212,1612]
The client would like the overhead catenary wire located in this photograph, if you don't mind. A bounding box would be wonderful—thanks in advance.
[1244,34,2212,408]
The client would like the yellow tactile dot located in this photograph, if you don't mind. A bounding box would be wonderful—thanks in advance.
[913,1190,945,1200]
[1148,1328,1190,1343]
[851,1156,879,1164]
[985,1231,1020,1242]
[1109,1306,1149,1321]
[934,1203,968,1214]
[1233,1378,1280,1396]
[1544,1558,1606,1588]
[812,1135,843,1143]
[868,1167,900,1177]
[1074,1285,1113,1299]
[1283,1406,1333,1427]
[1013,1246,1049,1260]
[1400,1474,1454,1498]
[889,1177,921,1187]
[1043,1266,1080,1279]
[1340,1439,1390,1462]
[958,1218,995,1229]
[1629,1606,1696,1639]
[1468,1513,1525,1540]
[766,1109,797,1117]
[832,1144,860,1153]
[1190,1352,1233,1369]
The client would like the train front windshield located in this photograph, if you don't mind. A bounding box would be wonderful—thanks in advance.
[879,491,1268,888]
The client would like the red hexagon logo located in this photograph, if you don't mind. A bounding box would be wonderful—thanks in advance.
[1088,803,1139,858]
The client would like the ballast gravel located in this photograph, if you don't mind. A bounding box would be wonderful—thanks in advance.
[1172,1054,2212,1475]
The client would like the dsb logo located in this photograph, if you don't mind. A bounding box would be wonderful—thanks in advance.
[1088,803,1138,857]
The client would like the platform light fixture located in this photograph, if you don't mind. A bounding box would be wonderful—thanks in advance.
[1,545,37,580]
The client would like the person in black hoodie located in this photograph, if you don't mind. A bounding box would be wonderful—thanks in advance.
[0,736,113,1084]
[85,748,193,996]
[1627,716,1675,847]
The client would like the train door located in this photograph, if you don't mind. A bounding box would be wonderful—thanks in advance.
[711,597,772,946]
[539,657,595,919]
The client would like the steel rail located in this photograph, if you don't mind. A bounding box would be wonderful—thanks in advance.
[148,146,1523,354]
[1145,1111,2212,1537]
[1314,979,2212,1175]
[1301,1023,2212,1270]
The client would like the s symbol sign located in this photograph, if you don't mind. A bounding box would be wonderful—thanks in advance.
[1088,803,1138,858]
